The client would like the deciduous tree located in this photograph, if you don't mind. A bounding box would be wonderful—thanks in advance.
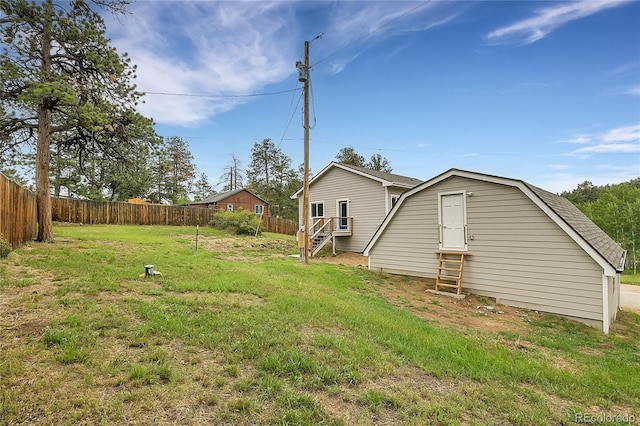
[220,153,243,192]
[367,153,392,173]
[335,147,365,167]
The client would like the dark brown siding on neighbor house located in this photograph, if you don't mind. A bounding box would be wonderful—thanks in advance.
[215,191,270,216]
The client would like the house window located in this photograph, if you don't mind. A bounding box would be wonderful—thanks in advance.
[310,201,324,218]
[254,204,264,215]
[227,203,234,211]
[337,199,349,230]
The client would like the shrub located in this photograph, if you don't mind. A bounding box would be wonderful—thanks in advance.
[209,209,262,236]
[0,235,11,259]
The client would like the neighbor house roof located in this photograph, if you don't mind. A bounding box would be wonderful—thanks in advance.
[188,188,270,206]
[291,162,423,199]
[364,169,626,272]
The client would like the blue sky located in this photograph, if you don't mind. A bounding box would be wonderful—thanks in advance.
[106,0,640,194]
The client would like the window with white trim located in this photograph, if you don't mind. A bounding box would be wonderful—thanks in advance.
[227,203,234,211]
[254,204,264,215]
[310,201,324,218]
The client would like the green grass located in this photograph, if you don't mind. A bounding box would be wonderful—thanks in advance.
[622,270,640,285]
[0,224,638,425]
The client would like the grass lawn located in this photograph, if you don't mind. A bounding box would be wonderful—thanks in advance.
[622,271,640,285]
[1,224,638,425]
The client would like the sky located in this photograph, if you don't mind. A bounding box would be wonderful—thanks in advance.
[106,0,640,194]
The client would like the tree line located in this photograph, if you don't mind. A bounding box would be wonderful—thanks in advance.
[0,0,395,239]
[562,179,640,270]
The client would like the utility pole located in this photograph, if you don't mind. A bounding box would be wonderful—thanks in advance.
[297,41,311,264]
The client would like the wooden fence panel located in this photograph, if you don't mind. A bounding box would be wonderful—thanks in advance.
[0,172,37,249]
[0,181,299,250]
[50,197,298,235]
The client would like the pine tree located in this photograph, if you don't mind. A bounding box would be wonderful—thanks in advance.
[0,0,155,241]
[193,172,214,201]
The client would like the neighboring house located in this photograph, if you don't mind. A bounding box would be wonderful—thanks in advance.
[363,169,626,333]
[127,197,150,205]
[291,162,422,255]
[186,188,270,216]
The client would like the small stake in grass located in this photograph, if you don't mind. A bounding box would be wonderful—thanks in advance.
[195,225,199,256]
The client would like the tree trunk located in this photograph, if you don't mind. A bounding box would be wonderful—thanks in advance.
[36,0,54,242]
[36,103,54,242]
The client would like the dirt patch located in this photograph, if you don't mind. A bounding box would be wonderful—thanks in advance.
[312,252,541,335]
[196,236,293,253]
[313,252,368,268]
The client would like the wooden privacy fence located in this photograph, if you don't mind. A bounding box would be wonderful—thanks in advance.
[0,172,37,249]
[51,197,298,235]
[260,215,299,236]
[52,197,216,226]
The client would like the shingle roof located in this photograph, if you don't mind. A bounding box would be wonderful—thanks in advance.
[189,188,269,206]
[524,182,626,271]
[334,163,423,187]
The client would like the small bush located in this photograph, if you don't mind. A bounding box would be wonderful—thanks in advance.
[209,209,262,236]
[0,235,11,259]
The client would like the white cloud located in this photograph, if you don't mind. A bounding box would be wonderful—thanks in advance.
[571,143,640,154]
[104,1,464,126]
[625,85,640,96]
[565,124,640,156]
[537,163,640,192]
[320,1,465,74]
[106,2,298,125]
[561,134,593,144]
[609,61,640,77]
[602,124,640,142]
[487,0,630,45]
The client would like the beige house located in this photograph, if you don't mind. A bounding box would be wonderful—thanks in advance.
[291,162,422,255]
[363,169,626,333]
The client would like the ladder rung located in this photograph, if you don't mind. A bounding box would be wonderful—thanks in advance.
[435,283,460,288]
[439,267,461,271]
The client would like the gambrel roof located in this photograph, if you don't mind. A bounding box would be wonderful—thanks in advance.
[291,162,422,199]
[524,182,625,271]
[364,169,626,272]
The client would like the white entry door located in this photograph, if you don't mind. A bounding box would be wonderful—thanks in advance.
[439,193,467,250]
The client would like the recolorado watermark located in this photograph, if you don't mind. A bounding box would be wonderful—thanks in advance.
[574,412,636,424]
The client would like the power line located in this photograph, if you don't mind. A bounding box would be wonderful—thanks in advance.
[142,88,301,99]
[277,89,304,149]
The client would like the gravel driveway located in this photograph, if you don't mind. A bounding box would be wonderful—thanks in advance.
[621,284,640,313]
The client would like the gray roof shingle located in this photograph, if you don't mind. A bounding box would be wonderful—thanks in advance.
[525,182,626,271]
[189,188,269,206]
[336,163,423,187]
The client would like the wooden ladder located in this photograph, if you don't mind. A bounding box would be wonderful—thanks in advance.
[435,251,470,295]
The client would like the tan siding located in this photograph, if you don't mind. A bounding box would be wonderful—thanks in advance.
[307,167,387,252]
[370,176,605,324]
